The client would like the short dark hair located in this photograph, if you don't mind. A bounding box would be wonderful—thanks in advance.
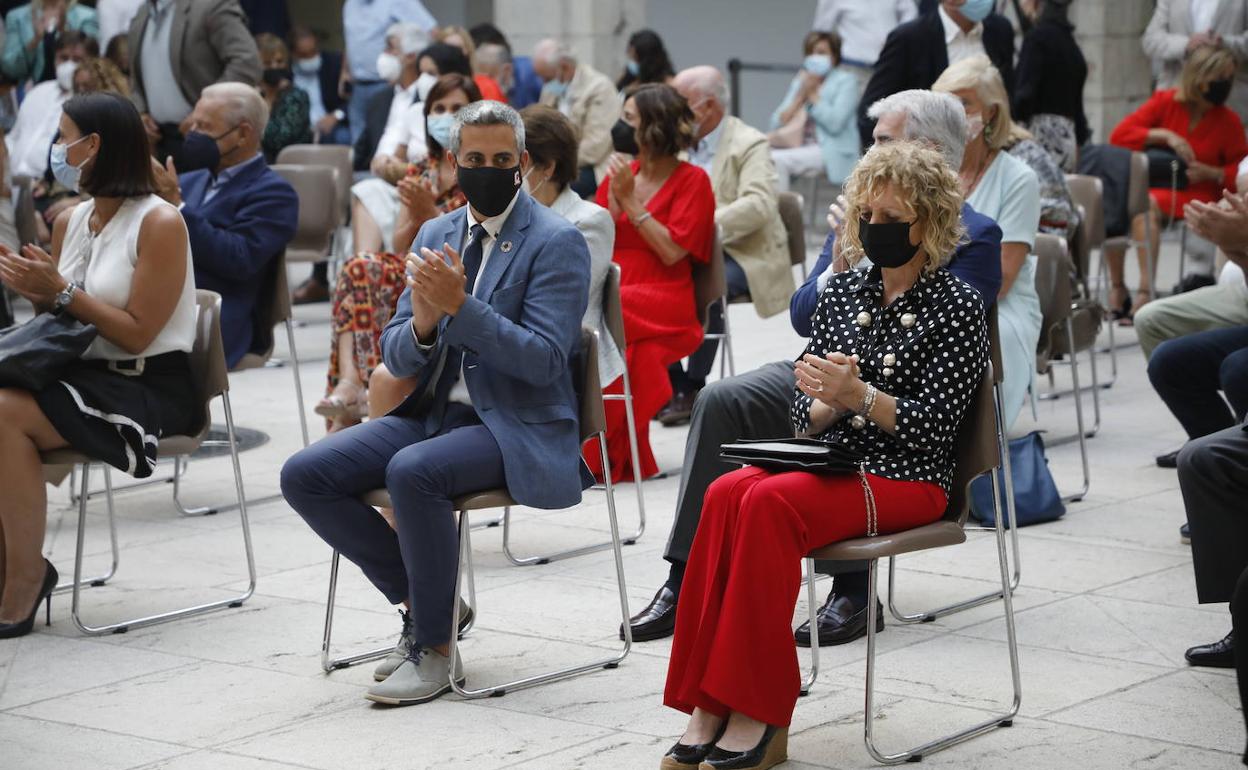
[61,92,154,198]
[58,29,99,57]
[424,73,481,157]
[469,22,509,51]
[419,42,472,77]
[520,105,578,189]
[628,83,695,158]
[802,30,841,65]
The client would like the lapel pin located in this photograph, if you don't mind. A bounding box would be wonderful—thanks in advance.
[500,240,513,253]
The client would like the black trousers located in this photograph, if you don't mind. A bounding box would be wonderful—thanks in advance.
[1183,423,1248,605]
[571,165,598,200]
[1232,565,1248,765]
[669,253,751,394]
[1149,325,1248,440]
[662,360,865,577]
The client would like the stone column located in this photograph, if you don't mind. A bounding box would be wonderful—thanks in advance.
[494,0,645,79]
[1073,0,1154,143]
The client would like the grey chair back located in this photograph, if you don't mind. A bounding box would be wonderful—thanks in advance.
[12,175,37,247]
[271,164,337,262]
[1064,173,1105,249]
[1033,233,1073,372]
[691,231,726,328]
[578,328,605,440]
[277,144,352,224]
[987,303,1003,386]
[1126,152,1151,221]
[603,263,627,353]
[778,191,806,268]
[234,251,293,368]
[189,290,230,435]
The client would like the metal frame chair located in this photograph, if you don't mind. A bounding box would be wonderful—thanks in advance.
[271,164,339,267]
[503,264,646,565]
[777,190,809,281]
[276,144,353,265]
[1064,173,1118,389]
[321,330,635,681]
[40,291,257,634]
[801,364,1022,764]
[693,231,735,378]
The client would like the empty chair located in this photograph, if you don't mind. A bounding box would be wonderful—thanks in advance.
[271,164,338,265]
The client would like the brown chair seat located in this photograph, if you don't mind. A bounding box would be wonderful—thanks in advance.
[361,487,517,510]
[807,520,967,562]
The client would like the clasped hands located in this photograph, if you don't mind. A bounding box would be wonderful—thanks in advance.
[0,242,67,306]
[795,351,862,409]
[1185,189,1248,261]
[406,241,469,324]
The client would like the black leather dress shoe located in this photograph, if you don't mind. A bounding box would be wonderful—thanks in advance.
[1156,450,1180,468]
[621,585,677,641]
[794,593,883,648]
[1180,522,1191,545]
[1186,630,1235,668]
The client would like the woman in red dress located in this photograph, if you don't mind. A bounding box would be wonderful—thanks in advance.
[585,83,716,482]
[1109,43,1246,318]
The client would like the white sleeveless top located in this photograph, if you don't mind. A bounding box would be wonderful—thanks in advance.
[59,195,197,361]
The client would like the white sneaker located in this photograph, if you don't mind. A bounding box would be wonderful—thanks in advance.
[364,646,464,706]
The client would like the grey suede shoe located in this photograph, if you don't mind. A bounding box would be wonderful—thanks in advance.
[364,646,464,706]
[373,602,475,682]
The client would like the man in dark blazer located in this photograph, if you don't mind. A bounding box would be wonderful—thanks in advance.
[128,0,261,164]
[857,0,1015,147]
[290,25,350,146]
[151,83,298,369]
[282,102,592,707]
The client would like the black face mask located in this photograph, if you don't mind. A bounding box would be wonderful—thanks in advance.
[859,219,919,268]
[611,119,640,155]
[457,163,523,218]
[1204,78,1233,106]
[262,67,292,87]
[178,124,241,173]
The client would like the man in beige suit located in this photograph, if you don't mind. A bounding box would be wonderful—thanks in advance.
[533,39,619,198]
[659,65,795,424]
[128,0,261,163]
[1144,0,1248,125]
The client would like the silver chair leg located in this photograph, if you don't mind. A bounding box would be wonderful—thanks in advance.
[69,459,184,505]
[800,559,820,696]
[285,317,310,448]
[720,298,736,379]
[54,466,120,594]
[1062,319,1091,502]
[448,431,632,698]
[71,393,257,635]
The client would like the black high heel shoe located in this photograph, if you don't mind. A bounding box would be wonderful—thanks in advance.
[660,721,727,769]
[0,559,58,639]
[700,725,788,770]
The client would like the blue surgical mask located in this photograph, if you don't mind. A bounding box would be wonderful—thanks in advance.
[50,135,90,192]
[803,54,833,78]
[293,55,321,76]
[545,79,568,99]
[957,0,995,23]
[626,60,639,76]
[426,113,454,150]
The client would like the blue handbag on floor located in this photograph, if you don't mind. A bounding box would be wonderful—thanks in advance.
[969,431,1065,528]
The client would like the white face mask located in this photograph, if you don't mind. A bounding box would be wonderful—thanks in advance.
[56,60,77,93]
[376,52,401,83]
[415,71,438,102]
[522,167,549,198]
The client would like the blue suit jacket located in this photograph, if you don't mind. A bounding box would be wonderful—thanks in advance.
[180,159,299,368]
[790,202,1003,337]
[508,56,544,109]
[379,191,591,510]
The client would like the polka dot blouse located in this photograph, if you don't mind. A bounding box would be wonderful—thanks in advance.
[790,266,989,494]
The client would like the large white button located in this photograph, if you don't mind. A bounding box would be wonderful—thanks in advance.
[856,311,872,327]
[850,415,867,430]
[900,312,917,328]
[882,367,894,377]
[883,353,896,366]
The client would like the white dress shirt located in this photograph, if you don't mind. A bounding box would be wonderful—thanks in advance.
[1190,0,1220,33]
[938,4,987,67]
[812,0,917,66]
[140,0,194,123]
[390,101,430,164]
[97,0,145,47]
[414,191,522,407]
[374,81,420,160]
[5,80,67,179]
[687,117,725,173]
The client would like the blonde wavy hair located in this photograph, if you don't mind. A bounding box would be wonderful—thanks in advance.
[1178,44,1237,103]
[840,141,966,274]
[932,54,1029,151]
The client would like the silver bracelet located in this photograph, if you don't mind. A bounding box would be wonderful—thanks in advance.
[859,383,878,422]
[631,210,653,227]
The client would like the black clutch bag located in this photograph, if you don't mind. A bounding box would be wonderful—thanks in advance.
[719,437,864,474]
[0,312,98,390]
[1145,148,1189,190]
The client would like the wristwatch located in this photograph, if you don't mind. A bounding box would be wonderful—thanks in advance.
[332,109,346,122]
[52,281,80,315]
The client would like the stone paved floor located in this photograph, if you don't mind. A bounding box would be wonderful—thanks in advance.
[2,239,1243,770]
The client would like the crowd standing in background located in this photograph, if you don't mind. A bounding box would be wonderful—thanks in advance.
[1,1,1248,767]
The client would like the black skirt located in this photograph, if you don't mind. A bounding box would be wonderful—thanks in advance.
[34,352,197,478]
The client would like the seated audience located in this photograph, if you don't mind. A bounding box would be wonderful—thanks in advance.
[615,29,674,92]
[127,0,260,166]
[289,25,349,146]
[431,25,505,102]
[857,0,1015,147]
[281,101,592,707]
[584,83,715,483]
[625,90,1003,647]
[1,0,97,84]
[767,31,859,192]
[0,92,196,638]
[661,65,794,425]
[469,22,542,108]
[1110,43,1246,316]
[256,33,312,163]
[661,140,988,769]
[810,0,917,94]
[150,83,298,369]
[1011,0,1089,172]
[5,30,91,180]
[317,74,476,430]
[533,38,620,198]
[933,57,1043,431]
[934,55,1075,242]
[1143,0,1248,127]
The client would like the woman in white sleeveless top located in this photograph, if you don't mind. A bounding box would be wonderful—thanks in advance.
[0,92,195,638]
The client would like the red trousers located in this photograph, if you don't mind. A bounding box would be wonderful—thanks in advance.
[663,466,946,727]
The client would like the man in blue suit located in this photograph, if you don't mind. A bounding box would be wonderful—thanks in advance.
[625,90,1005,647]
[152,82,298,369]
[282,101,591,707]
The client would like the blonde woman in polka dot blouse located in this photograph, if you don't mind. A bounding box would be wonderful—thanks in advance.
[661,141,988,769]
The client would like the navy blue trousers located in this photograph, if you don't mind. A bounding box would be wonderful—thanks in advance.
[1149,325,1248,440]
[281,404,505,647]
